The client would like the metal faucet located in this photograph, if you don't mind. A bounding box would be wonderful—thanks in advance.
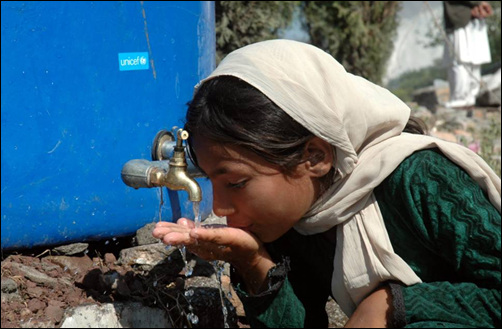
[121,128,203,202]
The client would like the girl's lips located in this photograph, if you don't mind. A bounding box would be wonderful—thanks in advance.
[234,225,252,231]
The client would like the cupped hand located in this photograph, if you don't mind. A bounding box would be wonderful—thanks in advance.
[152,218,266,268]
[154,219,279,294]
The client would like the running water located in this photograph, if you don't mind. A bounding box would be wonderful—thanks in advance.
[157,187,164,222]
[193,201,201,228]
[181,201,201,276]
[193,202,230,327]
[157,193,231,327]
[212,260,230,328]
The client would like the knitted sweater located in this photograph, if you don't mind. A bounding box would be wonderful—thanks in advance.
[232,149,501,328]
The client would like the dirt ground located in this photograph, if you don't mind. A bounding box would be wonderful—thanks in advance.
[1,235,347,328]
[0,236,243,328]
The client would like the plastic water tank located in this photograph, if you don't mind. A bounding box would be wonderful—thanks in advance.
[1,1,215,250]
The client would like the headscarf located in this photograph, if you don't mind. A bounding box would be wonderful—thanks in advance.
[195,39,501,316]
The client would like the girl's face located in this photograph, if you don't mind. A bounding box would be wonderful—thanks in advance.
[193,137,319,243]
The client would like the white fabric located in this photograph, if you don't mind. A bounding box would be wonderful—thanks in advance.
[445,19,491,65]
[444,19,492,106]
[447,63,481,107]
[196,39,502,316]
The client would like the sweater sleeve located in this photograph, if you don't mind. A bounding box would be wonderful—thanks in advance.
[375,149,501,328]
[231,228,335,328]
[231,261,306,328]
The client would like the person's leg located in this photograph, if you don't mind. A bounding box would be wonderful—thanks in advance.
[446,61,473,107]
[467,64,482,106]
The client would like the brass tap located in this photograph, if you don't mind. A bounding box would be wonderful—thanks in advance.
[151,129,202,202]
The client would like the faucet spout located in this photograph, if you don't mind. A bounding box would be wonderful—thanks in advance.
[121,128,203,202]
[161,165,202,202]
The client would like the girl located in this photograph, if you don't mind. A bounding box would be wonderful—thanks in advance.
[153,40,501,328]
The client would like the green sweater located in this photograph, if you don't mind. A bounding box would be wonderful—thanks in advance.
[232,149,501,328]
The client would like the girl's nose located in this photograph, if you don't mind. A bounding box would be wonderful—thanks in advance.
[212,192,235,218]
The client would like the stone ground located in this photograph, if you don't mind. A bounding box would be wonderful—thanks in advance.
[0,233,242,328]
[2,104,499,328]
[1,234,348,328]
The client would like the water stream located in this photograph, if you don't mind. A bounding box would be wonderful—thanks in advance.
[157,189,230,327]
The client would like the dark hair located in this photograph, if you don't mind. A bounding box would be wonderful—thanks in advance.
[185,76,315,174]
[184,76,426,187]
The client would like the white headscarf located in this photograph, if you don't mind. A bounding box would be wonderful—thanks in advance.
[196,39,501,316]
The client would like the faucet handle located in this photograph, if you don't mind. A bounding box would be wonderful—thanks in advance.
[171,126,188,140]
[174,128,189,149]
[177,129,189,141]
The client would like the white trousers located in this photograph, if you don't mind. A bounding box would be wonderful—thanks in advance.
[444,19,491,106]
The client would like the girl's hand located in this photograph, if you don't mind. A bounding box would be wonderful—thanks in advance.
[153,218,276,294]
[153,218,261,264]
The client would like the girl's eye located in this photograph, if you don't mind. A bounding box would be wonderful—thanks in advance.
[228,180,248,189]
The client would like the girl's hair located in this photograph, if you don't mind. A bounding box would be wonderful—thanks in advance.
[184,76,426,189]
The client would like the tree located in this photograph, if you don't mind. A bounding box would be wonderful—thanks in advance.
[215,1,299,63]
[215,1,400,84]
[304,1,401,84]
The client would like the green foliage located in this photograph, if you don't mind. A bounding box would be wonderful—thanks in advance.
[304,1,401,84]
[479,117,501,177]
[215,1,299,63]
[486,1,501,65]
[214,1,401,84]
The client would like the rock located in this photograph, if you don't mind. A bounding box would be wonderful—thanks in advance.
[117,243,180,272]
[135,223,160,246]
[45,255,94,284]
[8,262,71,288]
[52,243,89,256]
[27,299,46,313]
[104,253,117,265]
[476,68,501,107]
[60,302,172,328]
[412,80,449,112]
[45,305,64,323]
[1,277,18,293]
[326,297,348,328]
[1,277,23,303]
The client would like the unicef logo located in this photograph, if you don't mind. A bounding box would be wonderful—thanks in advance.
[118,52,149,71]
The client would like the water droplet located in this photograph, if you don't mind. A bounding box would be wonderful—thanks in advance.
[104,240,109,245]
[184,289,194,297]
[153,281,158,287]
[189,313,199,324]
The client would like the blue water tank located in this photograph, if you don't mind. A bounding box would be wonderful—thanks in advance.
[1,1,215,250]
